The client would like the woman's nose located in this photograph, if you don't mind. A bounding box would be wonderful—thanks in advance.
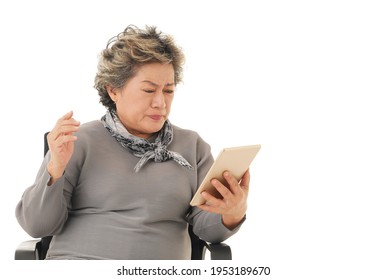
[151,91,166,109]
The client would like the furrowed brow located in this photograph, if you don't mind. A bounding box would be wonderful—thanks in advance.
[141,80,174,87]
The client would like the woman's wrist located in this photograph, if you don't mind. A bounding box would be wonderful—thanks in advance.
[47,161,64,186]
[222,214,246,230]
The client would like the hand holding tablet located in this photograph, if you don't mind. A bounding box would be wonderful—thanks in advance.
[190,144,261,206]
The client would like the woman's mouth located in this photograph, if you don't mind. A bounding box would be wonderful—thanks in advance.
[148,115,163,121]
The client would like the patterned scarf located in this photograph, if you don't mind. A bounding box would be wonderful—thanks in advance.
[101,110,193,173]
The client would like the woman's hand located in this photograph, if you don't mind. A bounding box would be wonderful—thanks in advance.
[46,111,80,185]
[198,169,250,230]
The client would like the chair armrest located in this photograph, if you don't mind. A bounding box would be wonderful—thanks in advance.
[15,240,40,260]
[204,242,232,260]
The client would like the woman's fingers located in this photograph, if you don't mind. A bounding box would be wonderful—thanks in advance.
[59,110,74,121]
[46,112,80,183]
[211,170,250,198]
[49,111,80,141]
[239,169,250,192]
[198,170,250,217]
[47,111,80,151]
[52,134,78,147]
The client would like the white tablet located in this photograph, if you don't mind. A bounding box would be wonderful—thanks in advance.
[190,144,261,206]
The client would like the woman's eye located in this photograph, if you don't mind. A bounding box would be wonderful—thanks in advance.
[164,89,174,94]
[143,89,155,93]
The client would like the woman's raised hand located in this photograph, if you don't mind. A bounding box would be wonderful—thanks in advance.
[47,111,80,185]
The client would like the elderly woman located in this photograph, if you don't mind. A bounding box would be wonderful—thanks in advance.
[15,25,249,259]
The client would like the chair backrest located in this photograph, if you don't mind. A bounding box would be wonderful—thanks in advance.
[41,132,205,260]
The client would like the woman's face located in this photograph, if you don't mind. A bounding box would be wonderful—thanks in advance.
[108,63,175,139]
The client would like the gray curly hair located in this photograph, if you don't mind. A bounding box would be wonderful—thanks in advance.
[94,25,185,111]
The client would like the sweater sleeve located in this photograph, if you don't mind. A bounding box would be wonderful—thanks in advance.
[15,152,74,238]
[187,136,246,243]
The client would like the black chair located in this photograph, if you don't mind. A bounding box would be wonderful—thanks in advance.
[15,132,232,260]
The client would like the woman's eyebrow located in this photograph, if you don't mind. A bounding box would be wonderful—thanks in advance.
[141,80,175,87]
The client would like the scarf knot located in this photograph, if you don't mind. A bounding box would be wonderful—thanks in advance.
[154,145,171,162]
[101,110,193,173]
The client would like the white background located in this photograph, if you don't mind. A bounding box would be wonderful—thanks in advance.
[1,0,385,279]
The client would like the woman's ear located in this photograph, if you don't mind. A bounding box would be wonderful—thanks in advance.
[106,86,118,103]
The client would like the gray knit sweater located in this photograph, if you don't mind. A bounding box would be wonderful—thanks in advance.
[15,120,242,259]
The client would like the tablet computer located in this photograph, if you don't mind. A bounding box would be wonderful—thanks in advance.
[190,144,261,206]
